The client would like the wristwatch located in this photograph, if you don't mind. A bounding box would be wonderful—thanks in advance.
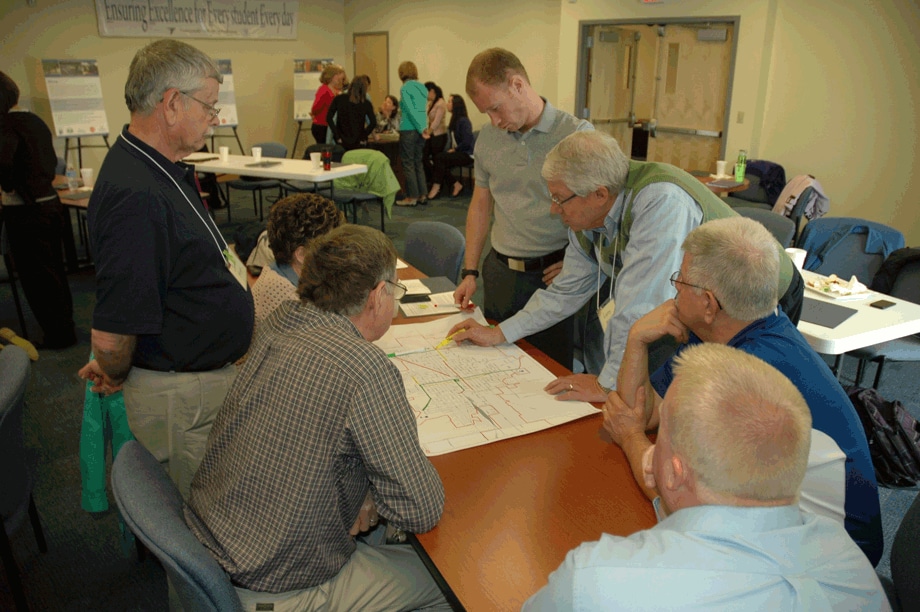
[460,268,479,279]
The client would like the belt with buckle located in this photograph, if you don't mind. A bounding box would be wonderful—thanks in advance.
[494,247,566,273]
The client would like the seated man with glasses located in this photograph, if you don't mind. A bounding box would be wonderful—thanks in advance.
[602,216,883,566]
[186,225,448,611]
[448,131,802,403]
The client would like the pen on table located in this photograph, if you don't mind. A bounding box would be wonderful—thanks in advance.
[386,348,428,358]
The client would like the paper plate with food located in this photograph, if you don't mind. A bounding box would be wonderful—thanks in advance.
[805,273,872,300]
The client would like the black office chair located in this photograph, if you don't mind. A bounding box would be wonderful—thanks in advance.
[225,142,287,221]
[734,207,796,247]
[0,222,29,339]
[845,252,920,389]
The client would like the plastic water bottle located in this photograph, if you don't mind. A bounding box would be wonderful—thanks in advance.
[734,149,747,182]
[65,163,78,190]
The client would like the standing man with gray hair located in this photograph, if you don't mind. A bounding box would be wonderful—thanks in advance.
[451,131,802,402]
[453,48,593,368]
[604,216,882,565]
[187,225,447,611]
[525,343,888,610]
[78,39,254,499]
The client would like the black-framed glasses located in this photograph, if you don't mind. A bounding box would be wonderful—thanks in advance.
[180,91,221,119]
[669,271,722,310]
[550,192,579,207]
[386,279,408,301]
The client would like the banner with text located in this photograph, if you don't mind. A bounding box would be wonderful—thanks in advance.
[95,0,298,39]
[41,59,110,138]
[293,59,333,121]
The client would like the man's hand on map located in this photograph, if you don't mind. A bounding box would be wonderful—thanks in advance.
[544,374,608,403]
[445,319,506,347]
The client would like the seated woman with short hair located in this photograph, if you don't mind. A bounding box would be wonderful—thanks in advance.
[251,193,344,327]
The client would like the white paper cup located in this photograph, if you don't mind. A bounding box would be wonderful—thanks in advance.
[251,146,262,162]
[79,168,94,188]
[219,146,230,163]
[310,152,322,169]
[716,160,728,177]
[785,247,807,271]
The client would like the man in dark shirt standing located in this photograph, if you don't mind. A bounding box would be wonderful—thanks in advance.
[78,39,253,499]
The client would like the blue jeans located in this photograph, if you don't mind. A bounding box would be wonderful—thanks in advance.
[399,130,426,199]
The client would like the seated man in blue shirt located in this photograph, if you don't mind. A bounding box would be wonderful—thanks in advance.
[448,131,802,403]
[604,216,883,565]
[525,343,888,611]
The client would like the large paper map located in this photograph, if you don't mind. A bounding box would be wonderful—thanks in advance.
[375,313,597,456]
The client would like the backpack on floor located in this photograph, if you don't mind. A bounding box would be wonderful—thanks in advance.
[847,387,920,487]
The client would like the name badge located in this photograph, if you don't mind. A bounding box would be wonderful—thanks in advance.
[598,298,616,333]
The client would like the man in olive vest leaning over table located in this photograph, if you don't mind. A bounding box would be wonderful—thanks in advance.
[448,131,803,403]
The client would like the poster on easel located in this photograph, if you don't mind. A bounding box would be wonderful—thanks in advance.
[293,58,333,121]
[215,59,239,126]
[41,59,110,137]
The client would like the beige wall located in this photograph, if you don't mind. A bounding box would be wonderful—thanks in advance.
[343,0,562,132]
[557,0,920,244]
[4,0,918,243]
[0,0,346,171]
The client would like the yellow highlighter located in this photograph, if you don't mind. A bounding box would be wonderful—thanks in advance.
[435,330,462,349]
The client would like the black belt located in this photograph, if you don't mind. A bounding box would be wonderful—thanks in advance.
[494,247,566,272]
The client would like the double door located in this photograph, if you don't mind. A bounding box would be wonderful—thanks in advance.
[580,21,736,174]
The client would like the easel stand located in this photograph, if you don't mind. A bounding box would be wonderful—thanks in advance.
[64,134,111,168]
[209,125,245,155]
[291,119,312,159]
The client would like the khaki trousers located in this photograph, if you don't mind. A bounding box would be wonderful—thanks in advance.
[122,364,237,500]
[235,525,450,611]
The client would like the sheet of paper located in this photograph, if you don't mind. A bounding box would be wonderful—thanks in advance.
[375,313,598,456]
[396,258,409,270]
[403,278,431,295]
[400,292,463,318]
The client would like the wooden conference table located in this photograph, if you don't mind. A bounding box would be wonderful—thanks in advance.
[797,269,920,355]
[394,264,656,611]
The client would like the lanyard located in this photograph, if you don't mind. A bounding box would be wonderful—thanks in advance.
[119,133,230,265]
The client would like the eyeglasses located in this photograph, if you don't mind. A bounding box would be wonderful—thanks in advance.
[386,279,408,301]
[180,91,221,119]
[550,192,579,207]
[669,271,722,310]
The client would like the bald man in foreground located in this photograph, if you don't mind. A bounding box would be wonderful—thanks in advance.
[524,344,888,611]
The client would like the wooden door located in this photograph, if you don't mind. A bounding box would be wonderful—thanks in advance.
[582,21,734,174]
[647,24,733,172]
[585,26,636,155]
[354,32,389,112]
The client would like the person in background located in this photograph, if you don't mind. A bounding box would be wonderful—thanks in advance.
[251,192,344,327]
[396,61,428,207]
[524,343,888,611]
[78,39,254,500]
[422,81,448,186]
[604,216,882,565]
[373,94,401,137]
[187,225,448,611]
[0,70,77,350]
[310,64,345,145]
[451,48,593,368]
[427,94,474,200]
[328,75,376,151]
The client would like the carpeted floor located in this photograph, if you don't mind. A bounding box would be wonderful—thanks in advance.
[1,186,916,609]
